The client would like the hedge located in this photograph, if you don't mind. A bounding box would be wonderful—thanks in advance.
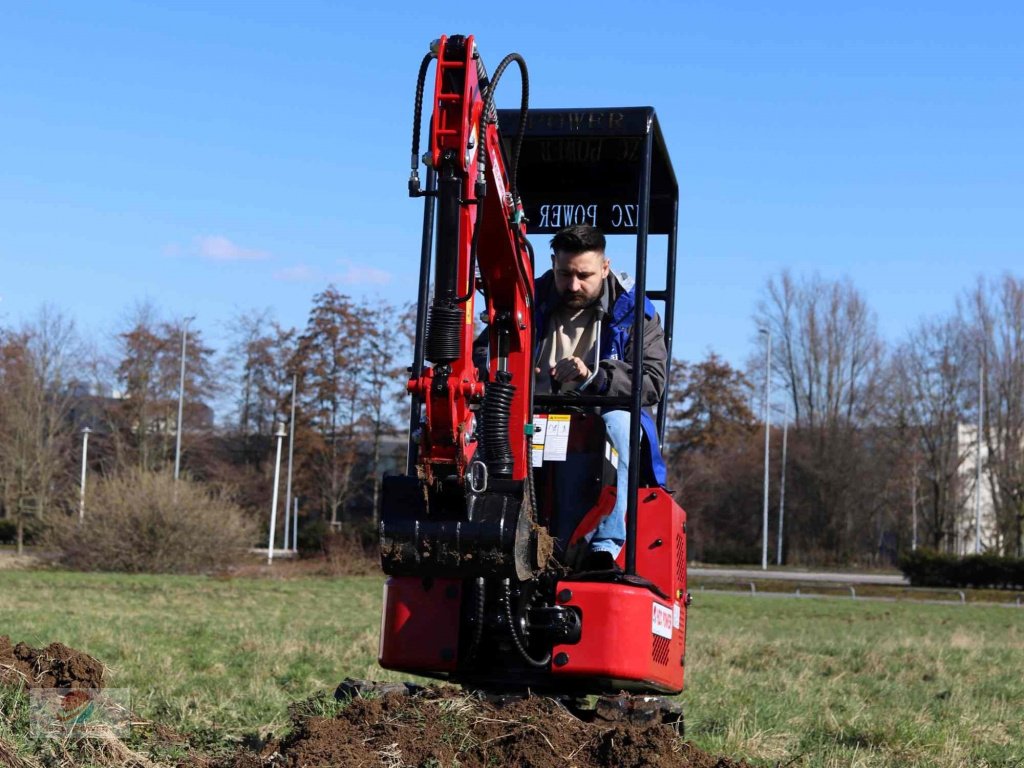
[898,549,1024,590]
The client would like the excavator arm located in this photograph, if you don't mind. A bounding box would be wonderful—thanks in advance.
[384,35,541,580]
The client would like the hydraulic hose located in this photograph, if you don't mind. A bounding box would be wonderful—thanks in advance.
[479,53,529,203]
[502,579,550,668]
[409,51,435,195]
[464,577,486,661]
[455,51,529,304]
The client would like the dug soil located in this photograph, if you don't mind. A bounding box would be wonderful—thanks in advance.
[0,634,105,690]
[1,637,749,767]
[235,687,751,768]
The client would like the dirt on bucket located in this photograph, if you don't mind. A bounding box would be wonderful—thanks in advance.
[0,635,106,690]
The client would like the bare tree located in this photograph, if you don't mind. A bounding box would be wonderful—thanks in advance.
[964,275,1024,555]
[0,308,83,554]
[755,271,886,561]
[360,300,411,524]
[226,309,296,444]
[889,317,974,551]
[759,271,883,430]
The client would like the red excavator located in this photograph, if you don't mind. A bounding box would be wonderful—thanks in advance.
[374,35,687,721]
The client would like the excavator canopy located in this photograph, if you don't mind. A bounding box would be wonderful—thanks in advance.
[497,107,678,236]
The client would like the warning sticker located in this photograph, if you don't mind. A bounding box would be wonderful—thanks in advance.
[543,414,571,462]
[604,441,619,466]
[652,602,673,639]
[532,416,548,468]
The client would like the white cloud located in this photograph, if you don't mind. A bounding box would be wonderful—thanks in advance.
[333,260,392,286]
[271,260,393,286]
[196,235,269,262]
[273,264,318,282]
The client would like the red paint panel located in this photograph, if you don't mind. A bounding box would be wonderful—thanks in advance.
[378,576,461,674]
[550,581,684,693]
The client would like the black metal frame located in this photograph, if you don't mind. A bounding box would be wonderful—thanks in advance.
[408,108,680,577]
[496,107,680,577]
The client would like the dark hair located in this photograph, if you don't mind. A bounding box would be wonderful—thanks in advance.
[549,225,606,256]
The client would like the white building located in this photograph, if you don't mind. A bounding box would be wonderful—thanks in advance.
[955,423,998,554]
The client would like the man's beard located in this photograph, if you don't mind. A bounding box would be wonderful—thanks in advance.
[560,291,598,310]
[561,292,589,310]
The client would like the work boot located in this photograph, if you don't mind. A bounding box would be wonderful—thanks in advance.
[579,549,622,573]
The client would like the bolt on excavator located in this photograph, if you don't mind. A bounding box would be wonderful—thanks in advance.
[360,34,689,728]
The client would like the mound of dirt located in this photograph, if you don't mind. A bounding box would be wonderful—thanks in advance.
[0,635,105,690]
[1,638,749,768]
[260,688,750,768]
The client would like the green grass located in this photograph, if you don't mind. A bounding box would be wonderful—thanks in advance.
[1,570,1023,767]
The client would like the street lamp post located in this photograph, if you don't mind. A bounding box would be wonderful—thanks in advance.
[777,399,788,566]
[174,316,195,481]
[79,427,92,520]
[267,422,287,565]
[911,459,919,551]
[975,361,984,554]
[283,373,297,549]
[759,327,772,570]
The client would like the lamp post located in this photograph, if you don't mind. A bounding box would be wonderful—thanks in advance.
[975,361,984,553]
[283,373,297,549]
[267,422,287,565]
[759,327,771,570]
[79,427,92,520]
[911,458,919,551]
[174,316,195,481]
[777,399,788,566]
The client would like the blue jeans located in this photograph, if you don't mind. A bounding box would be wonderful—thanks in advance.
[552,409,632,559]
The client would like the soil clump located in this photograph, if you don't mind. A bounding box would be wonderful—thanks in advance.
[0,635,105,690]
[260,687,750,768]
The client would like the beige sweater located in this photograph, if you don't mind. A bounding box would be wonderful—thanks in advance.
[535,305,599,394]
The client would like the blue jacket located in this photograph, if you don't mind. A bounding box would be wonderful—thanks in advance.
[533,269,668,486]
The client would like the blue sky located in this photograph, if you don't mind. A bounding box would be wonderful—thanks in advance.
[2,1,1022,375]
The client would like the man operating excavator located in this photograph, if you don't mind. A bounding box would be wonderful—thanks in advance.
[532,224,670,571]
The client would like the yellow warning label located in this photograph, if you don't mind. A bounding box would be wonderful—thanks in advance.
[543,414,571,462]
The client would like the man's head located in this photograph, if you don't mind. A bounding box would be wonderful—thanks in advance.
[549,225,610,310]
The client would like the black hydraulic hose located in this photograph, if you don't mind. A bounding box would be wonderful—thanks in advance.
[409,51,434,195]
[479,53,529,203]
[465,577,486,660]
[502,579,550,668]
[453,184,485,303]
[456,52,529,303]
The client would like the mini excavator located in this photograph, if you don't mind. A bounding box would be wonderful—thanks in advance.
[372,35,688,722]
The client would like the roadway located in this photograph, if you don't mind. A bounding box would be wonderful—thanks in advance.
[688,566,908,586]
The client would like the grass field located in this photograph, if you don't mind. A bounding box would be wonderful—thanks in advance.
[1,570,1022,767]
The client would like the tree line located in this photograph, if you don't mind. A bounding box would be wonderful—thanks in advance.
[668,272,1024,564]
[2,271,1023,564]
[0,289,412,554]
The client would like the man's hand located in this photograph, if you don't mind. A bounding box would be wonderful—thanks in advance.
[551,356,590,383]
